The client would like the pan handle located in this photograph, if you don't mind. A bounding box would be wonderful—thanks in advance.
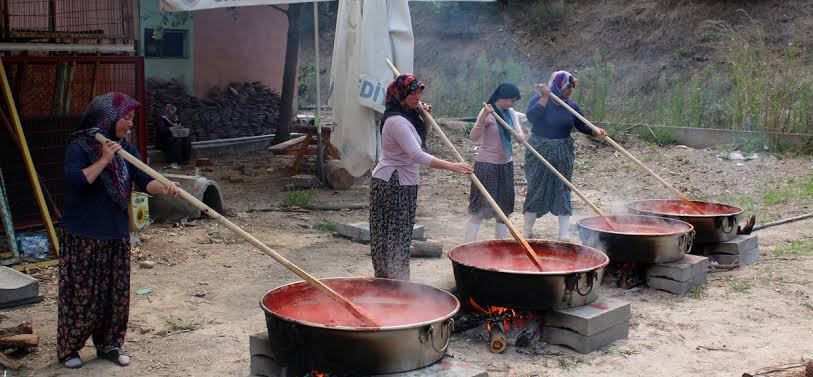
[422,319,453,353]
[575,270,598,296]
[718,215,737,234]
[679,230,695,254]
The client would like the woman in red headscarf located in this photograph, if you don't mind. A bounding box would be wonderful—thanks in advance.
[57,92,179,368]
[369,74,473,280]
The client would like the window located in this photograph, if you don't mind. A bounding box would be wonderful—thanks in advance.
[144,29,188,58]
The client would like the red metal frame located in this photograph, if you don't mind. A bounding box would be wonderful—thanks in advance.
[2,55,146,159]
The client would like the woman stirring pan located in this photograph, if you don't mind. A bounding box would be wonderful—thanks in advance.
[369,74,473,280]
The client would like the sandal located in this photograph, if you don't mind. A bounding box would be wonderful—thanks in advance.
[62,353,83,369]
[97,347,131,367]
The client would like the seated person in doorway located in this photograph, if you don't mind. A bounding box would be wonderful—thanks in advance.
[155,103,191,169]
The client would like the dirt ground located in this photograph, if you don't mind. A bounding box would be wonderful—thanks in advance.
[3,130,812,377]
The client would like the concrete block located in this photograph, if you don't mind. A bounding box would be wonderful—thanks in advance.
[0,295,44,309]
[249,332,273,358]
[0,267,39,305]
[647,254,709,282]
[701,234,758,255]
[647,272,708,295]
[336,222,425,242]
[544,296,630,336]
[706,246,760,266]
[543,320,629,354]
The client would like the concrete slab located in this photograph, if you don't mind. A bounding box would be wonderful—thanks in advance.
[544,296,630,336]
[0,266,39,304]
[249,332,487,377]
[700,234,758,255]
[336,222,425,242]
[543,320,629,354]
[706,246,760,266]
[0,295,44,309]
[647,272,708,295]
[647,255,709,282]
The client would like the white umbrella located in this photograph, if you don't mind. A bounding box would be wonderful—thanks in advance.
[329,0,414,177]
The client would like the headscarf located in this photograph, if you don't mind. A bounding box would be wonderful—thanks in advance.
[548,70,576,99]
[486,83,521,155]
[68,92,141,212]
[381,74,427,148]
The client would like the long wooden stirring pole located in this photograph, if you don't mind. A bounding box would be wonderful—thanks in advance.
[94,133,378,327]
[546,92,706,214]
[384,59,544,271]
[483,103,616,230]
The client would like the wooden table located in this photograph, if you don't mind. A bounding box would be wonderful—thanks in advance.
[269,124,340,176]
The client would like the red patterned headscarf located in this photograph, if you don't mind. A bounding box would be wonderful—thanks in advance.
[382,74,427,147]
[68,92,141,211]
[385,74,424,109]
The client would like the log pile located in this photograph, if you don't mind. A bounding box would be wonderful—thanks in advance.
[145,79,282,143]
[0,322,39,370]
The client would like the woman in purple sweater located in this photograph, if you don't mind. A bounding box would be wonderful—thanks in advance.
[369,74,473,280]
[523,71,606,240]
[464,83,523,243]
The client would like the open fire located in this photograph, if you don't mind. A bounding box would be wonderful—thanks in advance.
[455,298,545,354]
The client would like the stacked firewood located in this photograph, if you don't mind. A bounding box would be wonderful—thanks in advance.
[0,322,39,370]
[145,79,282,143]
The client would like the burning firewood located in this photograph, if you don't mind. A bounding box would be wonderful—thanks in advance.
[488,321,508,354]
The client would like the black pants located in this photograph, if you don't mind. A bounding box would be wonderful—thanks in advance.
[160,136,192,163]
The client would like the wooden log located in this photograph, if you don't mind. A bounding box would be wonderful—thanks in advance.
[0,323,32,338]
[0,334,39,350]
[0,352,22,370]
[411,240,443,258]
[489,322,508,354]
[325,160,354,190]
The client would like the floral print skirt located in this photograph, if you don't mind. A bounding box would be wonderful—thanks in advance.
[57,230,131,362]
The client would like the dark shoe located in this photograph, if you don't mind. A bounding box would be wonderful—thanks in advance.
[97,347,131,367]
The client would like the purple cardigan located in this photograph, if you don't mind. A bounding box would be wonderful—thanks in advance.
[371,115,434,185]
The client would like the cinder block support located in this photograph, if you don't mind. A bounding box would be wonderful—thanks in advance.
[543,296,631,354]
[647,273,708,295]
[544,297,630,336]
[543,321,630,354]
[701,234,759,255]
[336,222,425,242]
[647,255,709,282]
[706,247,760,266]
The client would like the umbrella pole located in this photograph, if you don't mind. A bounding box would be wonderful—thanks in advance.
[313,1,325,183]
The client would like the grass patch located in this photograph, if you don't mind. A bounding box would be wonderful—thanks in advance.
[281,190,314,208]
[772,238,813,257]
[636,126,677,146]
[312,222,336,233]
[728,281,752,293]
[717,174,813,221]
[158,316,206,336]
[762,175,813,205]
[557,357,583,370]
[802,302,813,312]
[687,286,706,299]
